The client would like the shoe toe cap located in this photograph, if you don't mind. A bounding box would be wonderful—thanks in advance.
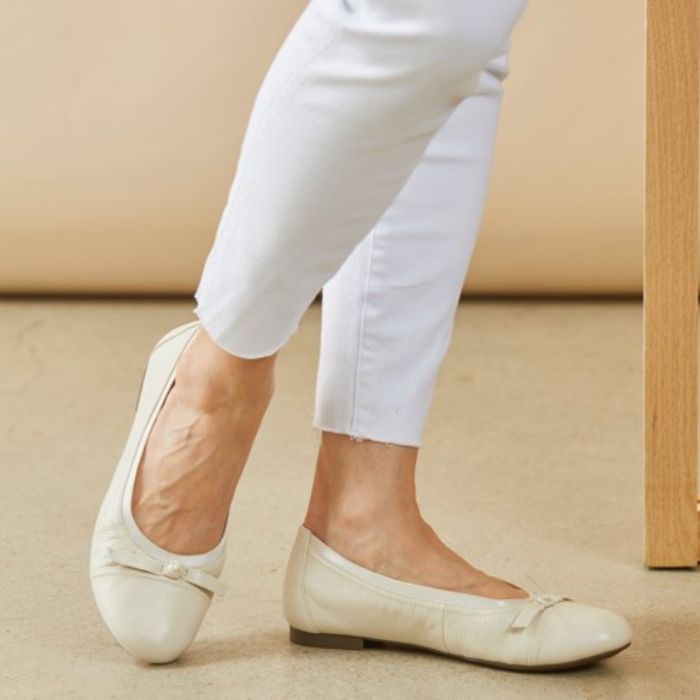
[91,572,212,663]
[536,602,632,665]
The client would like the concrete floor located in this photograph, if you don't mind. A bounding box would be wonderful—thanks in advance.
[1,298,698,699]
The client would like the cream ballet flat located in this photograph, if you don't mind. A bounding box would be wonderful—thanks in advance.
[90,320,229,664]
[282,525,632,672]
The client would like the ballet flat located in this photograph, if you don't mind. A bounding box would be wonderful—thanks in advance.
[90,320,229,664]
[282,524,632,672]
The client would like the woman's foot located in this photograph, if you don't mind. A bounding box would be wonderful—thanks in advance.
[131,326,276,555]
[303,430,529,600]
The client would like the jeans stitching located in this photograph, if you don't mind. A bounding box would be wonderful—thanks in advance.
[348,227,376,436]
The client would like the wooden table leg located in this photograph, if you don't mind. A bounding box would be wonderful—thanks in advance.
[644,0,700,567]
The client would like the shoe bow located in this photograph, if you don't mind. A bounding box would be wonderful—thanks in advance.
[106,546,228,597]
[507,593,571,630]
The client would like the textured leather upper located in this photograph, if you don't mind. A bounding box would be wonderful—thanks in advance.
[89,320,228,663]
[282,524,632,667]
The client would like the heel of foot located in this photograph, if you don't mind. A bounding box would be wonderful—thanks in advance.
[289,626,365,650]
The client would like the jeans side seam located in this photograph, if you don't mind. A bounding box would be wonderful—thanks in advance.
[348,227,376,436]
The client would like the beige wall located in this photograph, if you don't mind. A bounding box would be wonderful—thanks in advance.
[1,0,645,295]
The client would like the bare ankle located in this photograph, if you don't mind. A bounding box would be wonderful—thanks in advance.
[304,430,421,533]
[305,481,424,543]
[175,329,276,412]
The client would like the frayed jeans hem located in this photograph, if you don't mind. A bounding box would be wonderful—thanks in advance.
[309,424,421,449]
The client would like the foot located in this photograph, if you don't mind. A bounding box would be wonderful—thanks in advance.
[131,326,276,554]
[304,431,529,601]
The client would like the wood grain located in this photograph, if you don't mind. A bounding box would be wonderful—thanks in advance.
[644,0,700,566]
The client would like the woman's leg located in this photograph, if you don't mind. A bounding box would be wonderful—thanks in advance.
[131,0,528,559]
[305,48,528,599]
[192,0,527,359]
[312,49,512,447]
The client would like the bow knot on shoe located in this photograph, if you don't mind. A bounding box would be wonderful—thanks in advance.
[106,546,228,597]
[507,593,571,631]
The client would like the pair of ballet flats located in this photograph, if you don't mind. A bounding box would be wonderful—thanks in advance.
[89,320,632,669]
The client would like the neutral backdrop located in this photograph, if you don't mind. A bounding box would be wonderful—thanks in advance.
[1,0,645,295]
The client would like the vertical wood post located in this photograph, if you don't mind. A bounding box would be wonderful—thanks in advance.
[644,0,700,567]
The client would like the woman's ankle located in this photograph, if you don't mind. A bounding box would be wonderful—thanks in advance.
[175,328,276,412]
[304,497,424,542]
[305,430,424,540]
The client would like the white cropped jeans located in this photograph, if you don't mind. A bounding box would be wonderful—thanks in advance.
[193,0,528,447]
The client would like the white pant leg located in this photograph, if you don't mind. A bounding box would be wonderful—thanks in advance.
[313,49,513,447]
[193,0,528,359]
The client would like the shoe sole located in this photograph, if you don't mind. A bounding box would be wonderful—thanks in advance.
[289,626,631,673]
